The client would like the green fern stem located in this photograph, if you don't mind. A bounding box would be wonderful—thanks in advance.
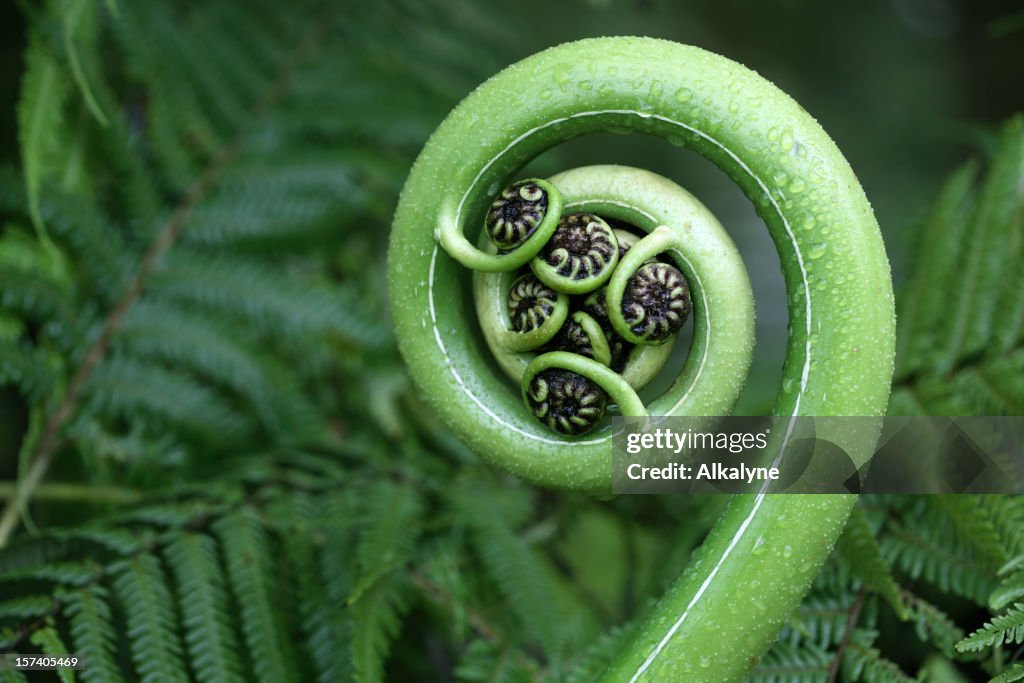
[388,37,895,681]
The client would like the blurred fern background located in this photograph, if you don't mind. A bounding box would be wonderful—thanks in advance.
[0,1,1021,681]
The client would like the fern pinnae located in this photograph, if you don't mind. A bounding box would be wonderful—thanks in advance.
[351,571,412,683]
[841,629,916,683]
[901,590,964,658]
[958,117,1024,360]
[61,584,122,683]
[82,356,254,447]
[214,507,298,683]
[836,507,907,620]
[29,622,74,683]
[937,118,1019,374]
[935,496,1011,573]
[273,493,354,683]
[348,481,423,606]
[62,0,110,127]
[17,32,67,248]
[452,475,563,664]
[989,663,1024,683]
[956,603,1024,653]
[746,640,831,683]
[111,554,189,683]
[165,532,245,683]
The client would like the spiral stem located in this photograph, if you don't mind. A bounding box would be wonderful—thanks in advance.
[389,37,895,682]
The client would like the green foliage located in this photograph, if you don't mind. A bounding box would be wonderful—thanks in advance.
[891,117,1024,416]
[0,0,1021,681]
[956,604,1024,652]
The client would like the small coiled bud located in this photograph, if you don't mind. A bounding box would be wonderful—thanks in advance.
[508,273,559,333]
[485,180,551,250]
[621,262,692,343]
[525,368,608,436]
[531,213,619,294]
[544,311,612,366]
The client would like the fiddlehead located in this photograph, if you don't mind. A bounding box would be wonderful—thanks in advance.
[484,178,562,251]
[388,37,895,682]
[530,212,620,294]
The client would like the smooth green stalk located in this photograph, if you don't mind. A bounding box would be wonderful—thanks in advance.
[388,37,894,682]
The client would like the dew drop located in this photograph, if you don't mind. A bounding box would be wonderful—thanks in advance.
[807,243,827,260]
[674,87,693,103]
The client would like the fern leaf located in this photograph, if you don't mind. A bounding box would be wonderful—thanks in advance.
[111,555,189,683]
[892,116,1024,411]
[781,593,859,650]
[564,621,641,683]
[164,532,245,683]
[902,590,963,657]
[17,34,67,245]
[842,629,915,682]
[151,251,388,347]
[60,585,121,683]
[937,496,1010,572]
[452,474,563,663]
[348,481,422,605]
[989,663,1024,683]
[351,571,411,683]
[62,0,110,126]
[0,595,55,623]
[454,640,538,683]
[83,356,254,446]
[748,641,831,683]
[837,507,906,619]
[273,493,354,683]
[29,623,75,683]
[991,571,1024,611]
[956,603,1024,653]
[215,507,297,683]
[953,116,1024,363]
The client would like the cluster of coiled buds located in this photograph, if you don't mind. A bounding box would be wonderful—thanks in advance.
[470,175,694,436]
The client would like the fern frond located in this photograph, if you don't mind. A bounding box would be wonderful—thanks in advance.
[564,621,641,683]
[956,603,1024,653]
[881,498,1000,604]
[837,507,906,619]
[60,585,121,683]
[164,533,245,683]
[989,663,1024,683]
[454,639,539,683]
[748,641,831,683]
[842,629,915,682]
[273,492,354,683]
[452,474,563,662]
[348,481,423,605]
[83,356,254,446]
[214,507,297,683]
[29,623,74,683]
[17,33,68,244]
[991,569,1024,611]
[351,571,411,683]
[61,0,111,126]
[892,116,1024,413]
[0,595,56,623]
[780,593,859,650]
[902,590,963,657]
[111,554,189,683]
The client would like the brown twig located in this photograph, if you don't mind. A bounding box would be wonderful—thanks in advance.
[827,588,867,683]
